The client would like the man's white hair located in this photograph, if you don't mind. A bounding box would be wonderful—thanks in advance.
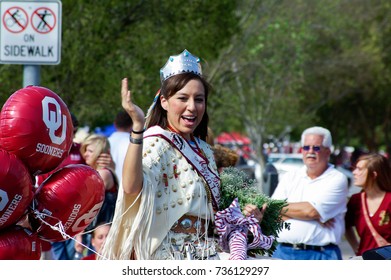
[301,126,332,148]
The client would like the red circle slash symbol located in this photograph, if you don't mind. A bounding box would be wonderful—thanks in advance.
[2,7,28,33]
[31,7,56,34]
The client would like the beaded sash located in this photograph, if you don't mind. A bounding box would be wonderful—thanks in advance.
[144,126,220,210]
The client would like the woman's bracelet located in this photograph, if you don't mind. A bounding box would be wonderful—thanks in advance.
[129,135,143,144]
[131,128,145,134]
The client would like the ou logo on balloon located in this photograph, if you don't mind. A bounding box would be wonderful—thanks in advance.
[72,202,104,233]
[42,96,67,145]
[0,189,8,212]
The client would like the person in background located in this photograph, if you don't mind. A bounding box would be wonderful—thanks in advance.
[81,223,111,260]
[72,134,118,259]
[38,113,113,260]
[100,50,267,260]
[345,153,391,256]
[80,134,118,227]
[36,113,114,187]
[108,110,133,186]
[271,126,349,260]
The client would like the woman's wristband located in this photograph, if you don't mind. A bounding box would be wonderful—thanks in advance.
[131,128,145,134]
[129,135,143,144]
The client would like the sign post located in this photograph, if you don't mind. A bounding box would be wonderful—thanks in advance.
[0,0,62,86]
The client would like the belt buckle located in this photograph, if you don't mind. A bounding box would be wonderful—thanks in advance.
[292,243,302,250]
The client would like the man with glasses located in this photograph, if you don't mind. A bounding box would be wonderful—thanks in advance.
[271,126,348,260]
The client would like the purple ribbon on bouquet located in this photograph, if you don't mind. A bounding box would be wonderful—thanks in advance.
[215,198,275,260]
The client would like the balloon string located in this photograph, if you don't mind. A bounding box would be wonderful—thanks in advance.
[30,189,142,260]
[31,209,107,260]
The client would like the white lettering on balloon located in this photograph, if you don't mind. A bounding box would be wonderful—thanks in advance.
[0,189,9,212]
[42,96,67,145]
[72,202,104,233]
[0,193,22,226]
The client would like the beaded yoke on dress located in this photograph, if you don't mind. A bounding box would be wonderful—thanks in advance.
[101,126,220,260]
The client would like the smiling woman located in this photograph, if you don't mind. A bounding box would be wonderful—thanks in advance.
[100,50,218,260]
[160,78,206,140]
[100,50,270,260]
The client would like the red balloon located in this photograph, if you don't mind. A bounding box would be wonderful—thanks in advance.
[29,164,105,242]
[0,225,42,260]
[0,149,34,230]
[0,86,73,176]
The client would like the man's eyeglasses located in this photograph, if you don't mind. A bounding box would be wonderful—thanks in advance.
[302,145,322,152]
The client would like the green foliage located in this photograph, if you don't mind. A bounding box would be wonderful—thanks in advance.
[3,0,391,155]
[219,166,288,256]
[1,0,240,129]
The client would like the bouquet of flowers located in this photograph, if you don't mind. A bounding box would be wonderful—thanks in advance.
[218,166,289,257]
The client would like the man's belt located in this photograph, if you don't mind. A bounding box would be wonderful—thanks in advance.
[280,242,336,251]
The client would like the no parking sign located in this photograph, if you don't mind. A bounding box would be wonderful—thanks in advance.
[0,0,61,65]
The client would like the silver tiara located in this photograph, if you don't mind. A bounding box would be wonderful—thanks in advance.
[159,49,202,83]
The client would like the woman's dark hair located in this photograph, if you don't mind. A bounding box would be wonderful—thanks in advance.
[358,153,391,192]
[147,72,211,141]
